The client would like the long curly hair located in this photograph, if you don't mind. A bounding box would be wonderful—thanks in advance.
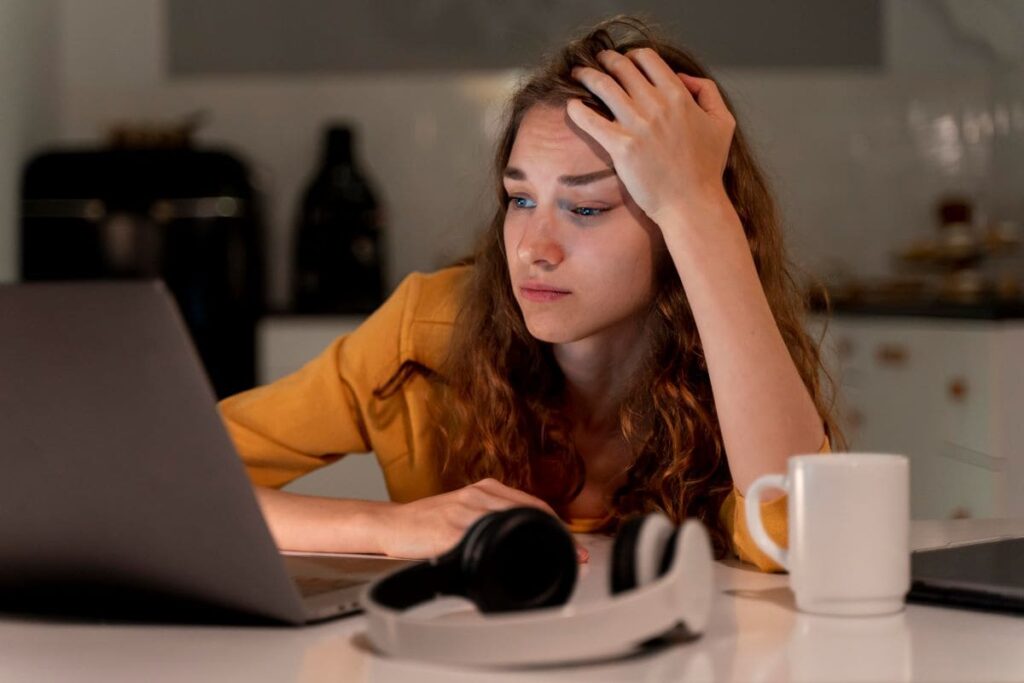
[387,15,843,558]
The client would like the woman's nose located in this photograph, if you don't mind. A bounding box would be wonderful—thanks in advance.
[516,216,564,269]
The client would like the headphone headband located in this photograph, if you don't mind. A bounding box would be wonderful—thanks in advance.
[362,518,713,666]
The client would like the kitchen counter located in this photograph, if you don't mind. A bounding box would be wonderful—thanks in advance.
[1,519,1022,682]
[812,297,1024,320]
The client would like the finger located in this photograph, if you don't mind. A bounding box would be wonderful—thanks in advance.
[564,98,623,155]
[570,65,642,127]
[625,47,689,96]
[595,50,661,112]
[474,478,558,516]
[576,545,590,563]
[676,72,732,119]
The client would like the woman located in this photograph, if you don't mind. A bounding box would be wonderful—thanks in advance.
[218,15,840,572]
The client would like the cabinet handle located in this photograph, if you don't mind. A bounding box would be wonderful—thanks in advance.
[875,343,908,367]
[948,377,968,402]
[950,506,971,520]
[847,408,864,430]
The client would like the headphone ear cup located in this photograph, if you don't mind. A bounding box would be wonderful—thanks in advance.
[610,512,676,595]
[610,515,645,595]
[461,507,577,614]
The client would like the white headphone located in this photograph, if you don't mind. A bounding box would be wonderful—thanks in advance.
[360,507,714,666]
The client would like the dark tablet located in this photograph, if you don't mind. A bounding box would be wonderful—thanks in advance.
[909,537,1024,615]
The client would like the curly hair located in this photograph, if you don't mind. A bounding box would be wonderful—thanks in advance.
[385,14,843,558]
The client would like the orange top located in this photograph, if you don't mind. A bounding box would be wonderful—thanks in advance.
[217,266,829,572]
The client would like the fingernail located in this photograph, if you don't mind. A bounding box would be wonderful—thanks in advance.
[576,547,589,562]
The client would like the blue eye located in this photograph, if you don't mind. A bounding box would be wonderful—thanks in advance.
[510,196,535,210]
[508,196,605,219]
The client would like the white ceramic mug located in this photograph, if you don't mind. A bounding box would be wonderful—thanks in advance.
[744,453,910,616]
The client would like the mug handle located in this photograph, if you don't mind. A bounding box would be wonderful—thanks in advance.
[743,474,789,571]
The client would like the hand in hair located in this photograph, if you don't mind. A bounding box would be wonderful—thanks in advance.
[378,478,589,563]
[566,47,736,226]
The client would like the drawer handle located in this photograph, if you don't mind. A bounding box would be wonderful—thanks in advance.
[948,377,968,402]
[950,506,972,519]
[875,344,908,367]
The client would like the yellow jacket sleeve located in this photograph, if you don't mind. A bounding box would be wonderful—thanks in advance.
[720,433,832,572]
[217,272,423,489]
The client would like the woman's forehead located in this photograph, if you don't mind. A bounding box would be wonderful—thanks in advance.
[507,104,612,175]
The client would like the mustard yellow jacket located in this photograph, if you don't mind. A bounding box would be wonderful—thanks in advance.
[218,266,828,572]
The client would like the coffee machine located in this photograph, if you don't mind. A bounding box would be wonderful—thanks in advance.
[20,146,266,398]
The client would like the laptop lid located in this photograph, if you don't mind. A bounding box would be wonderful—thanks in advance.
[0,280,308,624]
[910,537,1024,613]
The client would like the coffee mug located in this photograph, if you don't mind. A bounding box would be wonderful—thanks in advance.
[744,453,910,616]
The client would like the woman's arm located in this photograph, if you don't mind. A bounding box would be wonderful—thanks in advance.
[657,192,825,495]
[253,486,395,554]
[566,50,825,495]
[254,480,589,562]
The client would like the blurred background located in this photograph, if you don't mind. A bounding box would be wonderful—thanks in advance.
[3,0,1024,517]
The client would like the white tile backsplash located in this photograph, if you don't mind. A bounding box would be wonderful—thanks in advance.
[37,0,1024,307]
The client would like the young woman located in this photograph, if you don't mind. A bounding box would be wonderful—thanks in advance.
[218,15,840,573]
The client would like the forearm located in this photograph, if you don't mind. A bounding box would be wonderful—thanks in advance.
[658,192,825,494]
[253,486,396,554]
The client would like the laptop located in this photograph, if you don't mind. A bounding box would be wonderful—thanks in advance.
[0,279,413,625]
[909,537,1024,615]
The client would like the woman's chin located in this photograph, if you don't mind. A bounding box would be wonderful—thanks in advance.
[523,319,577,345]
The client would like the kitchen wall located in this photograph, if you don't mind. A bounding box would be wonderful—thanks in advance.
[5,0,1024,307]
[0,0,61,284]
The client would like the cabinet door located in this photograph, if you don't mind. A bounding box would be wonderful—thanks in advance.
[929,325,994,458]
[812,316,1000,519]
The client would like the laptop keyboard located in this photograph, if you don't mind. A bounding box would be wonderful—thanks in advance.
[293,575,366,598]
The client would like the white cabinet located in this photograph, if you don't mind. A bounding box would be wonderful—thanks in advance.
[811,315,1024,520]
[256,315,390,502]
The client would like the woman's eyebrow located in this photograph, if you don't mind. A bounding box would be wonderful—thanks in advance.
[503,166,617,187]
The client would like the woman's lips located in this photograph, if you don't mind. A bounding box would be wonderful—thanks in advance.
[520,286,571,302]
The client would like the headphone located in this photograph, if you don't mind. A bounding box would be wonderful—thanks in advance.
[361,507,714,666]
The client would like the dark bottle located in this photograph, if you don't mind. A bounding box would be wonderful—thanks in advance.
[292,124,386,313]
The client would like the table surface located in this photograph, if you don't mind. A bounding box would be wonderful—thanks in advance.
[2,519,1023,682]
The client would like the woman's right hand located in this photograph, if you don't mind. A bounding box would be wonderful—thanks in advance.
[376,478,589,563]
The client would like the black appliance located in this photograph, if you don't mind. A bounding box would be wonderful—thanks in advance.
[20,147,266,399]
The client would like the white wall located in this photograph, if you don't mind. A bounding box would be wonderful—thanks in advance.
[28,0,1024,303]
[0,0,61,283]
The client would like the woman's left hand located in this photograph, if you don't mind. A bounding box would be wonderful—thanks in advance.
[566,48,736,226]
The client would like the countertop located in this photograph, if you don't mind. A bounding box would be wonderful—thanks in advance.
[1,518,1023,682]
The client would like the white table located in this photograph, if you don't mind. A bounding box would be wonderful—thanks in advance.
[2,519,1023,682]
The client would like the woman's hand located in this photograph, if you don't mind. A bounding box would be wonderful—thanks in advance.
[565,48,736,227]
[377,478,589,563]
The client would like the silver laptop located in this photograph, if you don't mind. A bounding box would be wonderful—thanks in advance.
[0,279,412,624]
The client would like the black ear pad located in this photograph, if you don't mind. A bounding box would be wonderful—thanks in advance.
[449,506,578,614]
[370,507,577,614]
[610,515,646,595]
[610,513,680,595]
